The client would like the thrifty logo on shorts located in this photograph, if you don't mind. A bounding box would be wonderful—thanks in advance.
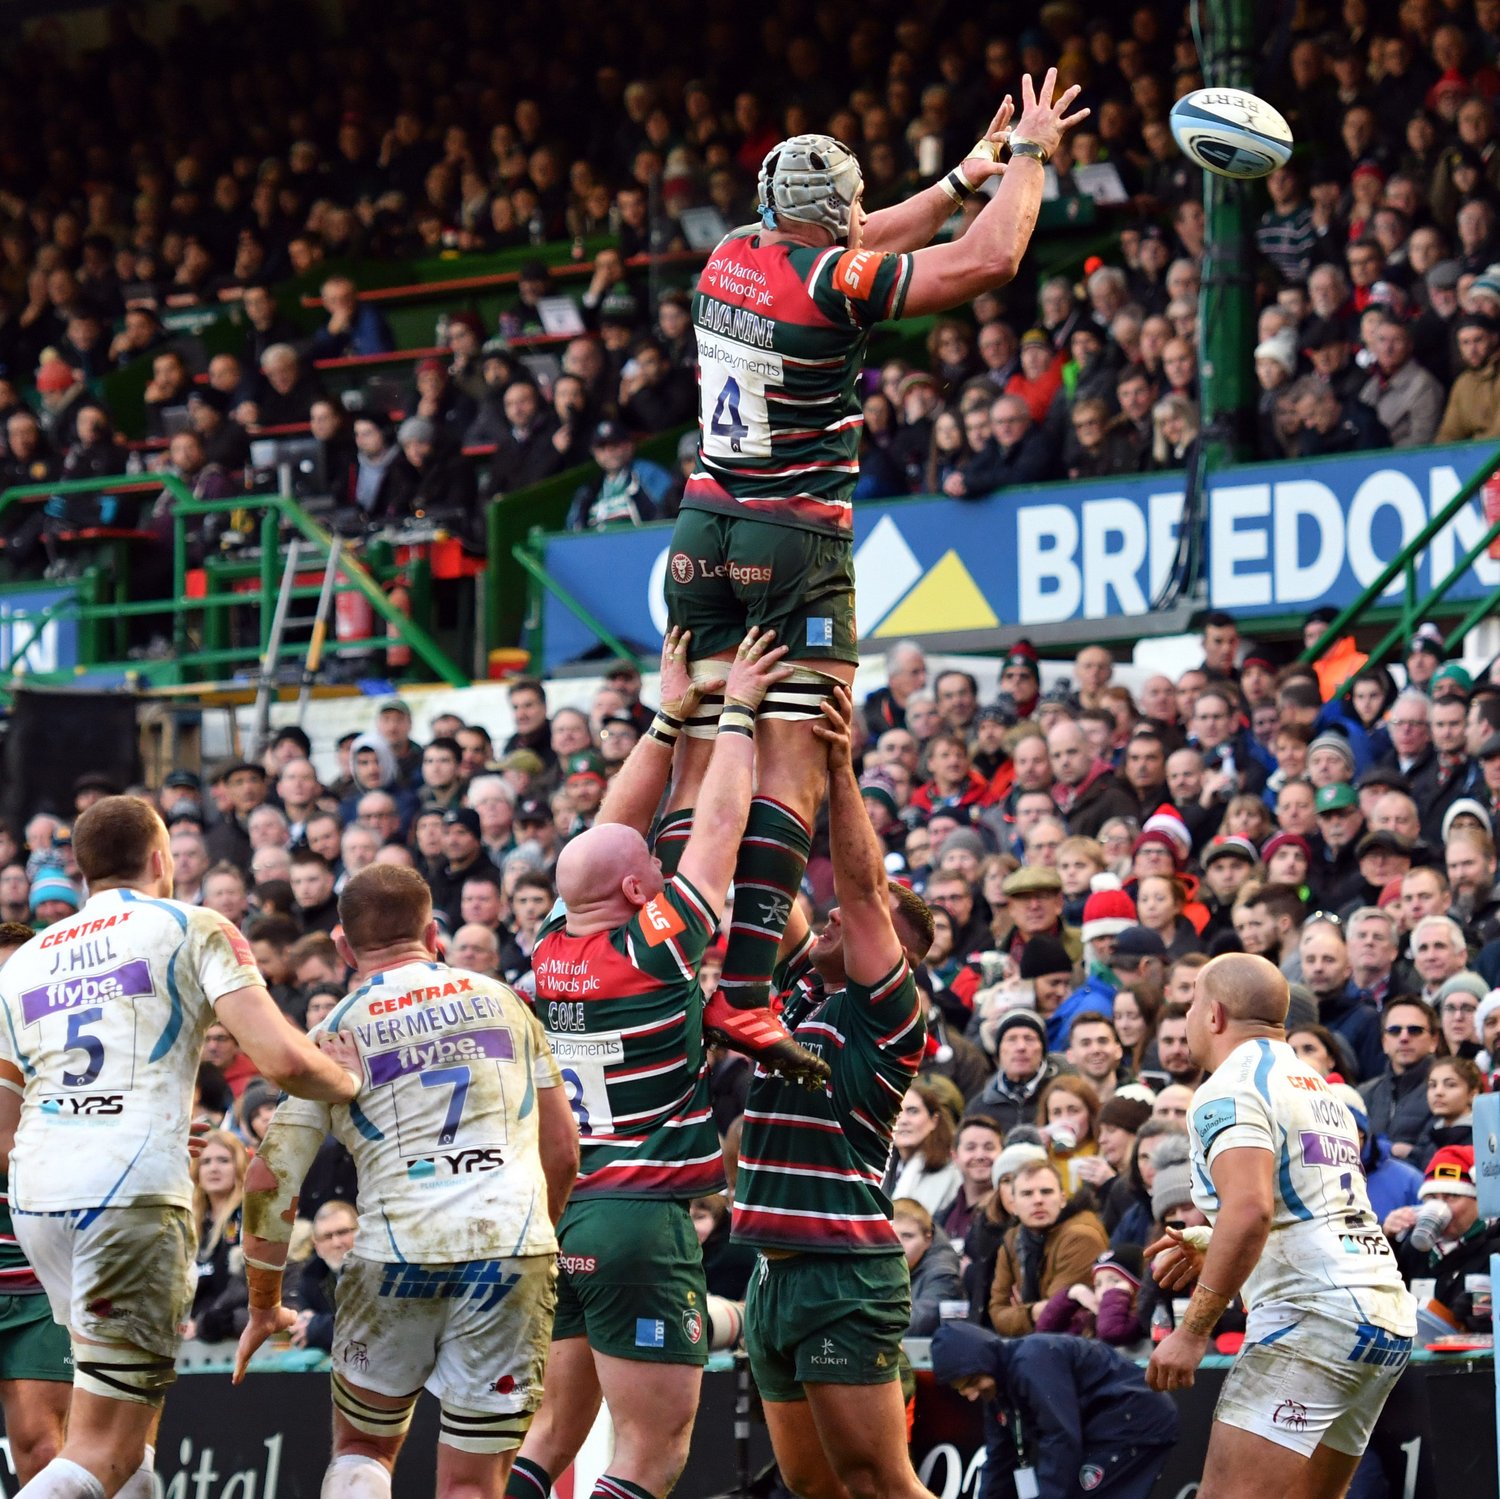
[378,1261,520,1313]
[669,552,773,586]
[1348,1322,1412,1367]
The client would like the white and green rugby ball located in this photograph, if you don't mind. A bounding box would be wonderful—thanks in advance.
[1169,88,1294,179]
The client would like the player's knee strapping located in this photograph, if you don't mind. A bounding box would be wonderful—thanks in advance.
[331,1373,418,1440]
[651,809,694,877]
[721,797,812,1010]
[71,1340,176,1405]
[438,1402,534,1453]
[320,1454,391,1499]
[758,664,842,722]
[684,660,726,739]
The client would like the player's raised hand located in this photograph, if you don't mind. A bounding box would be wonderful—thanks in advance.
[1011,68,1090,161]
[958,96,1015,188]
[722,627,792,713]
[659,628,722,723]
[811,687,856,773]
[1144,1226,1205,1291]
[187,1117,212,1162]
[233,1304,297,1384]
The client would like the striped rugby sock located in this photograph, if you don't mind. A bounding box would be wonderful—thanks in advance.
[651,808,694,877]
[592,1477,658,1499]
[720,796,811,1010]
[504,1458,552,1499]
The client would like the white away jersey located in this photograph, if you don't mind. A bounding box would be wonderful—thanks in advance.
[1190,1037,1414,1334]
[275,961,562,1264]
[0,889,262,1212]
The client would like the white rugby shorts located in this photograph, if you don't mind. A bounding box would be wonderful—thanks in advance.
[332,1254,557,1413]
[14,1203,196,1359]
[1215,1303,1412,1457]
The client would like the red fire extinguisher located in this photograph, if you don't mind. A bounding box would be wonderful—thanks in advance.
[334,574,374,651]
[387,575,412,669]
[1483,476,1500,561]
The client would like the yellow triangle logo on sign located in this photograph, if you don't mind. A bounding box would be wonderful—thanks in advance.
[873,550,999,636]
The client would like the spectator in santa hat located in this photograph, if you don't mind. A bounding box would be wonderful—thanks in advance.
[995,640,1042,721]
[1387,1145,1500,1333]
[1047,875,1136,1050]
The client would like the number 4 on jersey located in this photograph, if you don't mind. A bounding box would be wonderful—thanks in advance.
[710,376,749,453]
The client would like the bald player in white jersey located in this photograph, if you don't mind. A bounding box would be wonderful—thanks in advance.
[0,796,358,1499]
[1146,953,1416,1499]
[232,863,578,1499]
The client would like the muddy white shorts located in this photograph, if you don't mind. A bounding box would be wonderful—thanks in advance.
[13,1203,196,1361]
[332,1254,557,1416]
[1215,1303,1412,1457]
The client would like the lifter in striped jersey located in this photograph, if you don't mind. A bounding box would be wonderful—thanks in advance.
[659,70,1088,1088]
[0,925,70,1487]
[509,628,793,1499]
[733,688,938,1499]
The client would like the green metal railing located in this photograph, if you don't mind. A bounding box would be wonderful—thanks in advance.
[0,475,468,687]
[1299,444,1500,687]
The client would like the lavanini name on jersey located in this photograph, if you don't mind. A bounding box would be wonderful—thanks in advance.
[698,298,777,349]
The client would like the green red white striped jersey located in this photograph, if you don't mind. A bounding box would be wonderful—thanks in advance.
[684,228,915,536]
[531,875,726,1201]
[0,1172,41,1294]
[732,956,926,1253]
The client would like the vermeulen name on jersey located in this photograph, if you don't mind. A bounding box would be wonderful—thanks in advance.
[351,989,514,1050]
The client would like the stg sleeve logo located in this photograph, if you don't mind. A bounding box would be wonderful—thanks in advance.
[641,895,686,947]
[834,249,885,299]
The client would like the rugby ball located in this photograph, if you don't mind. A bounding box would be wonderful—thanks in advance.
[1169,88,1293,180]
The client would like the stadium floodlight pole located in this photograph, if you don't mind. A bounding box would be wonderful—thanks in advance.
[1197,0,1256,467]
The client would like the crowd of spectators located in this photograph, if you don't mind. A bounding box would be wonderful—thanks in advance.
[10,0,1500,573]
[7,609,1500,1358]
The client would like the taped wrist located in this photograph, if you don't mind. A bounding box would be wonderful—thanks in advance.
[245,1262,284,1311]
[719,702,757,739]
[939,168,975,205]
[648,710,683,747]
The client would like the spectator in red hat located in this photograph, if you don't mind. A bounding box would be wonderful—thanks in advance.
[1386,1144,1500,1332]
[408,353,477,445]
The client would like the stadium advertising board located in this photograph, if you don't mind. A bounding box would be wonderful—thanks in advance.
[0,585,79,675]
[537,444,1497,669]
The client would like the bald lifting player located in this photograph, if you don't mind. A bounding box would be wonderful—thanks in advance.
[512,629,793,1499]
[1146,953,1416,1499]
[659,71,1089,1083]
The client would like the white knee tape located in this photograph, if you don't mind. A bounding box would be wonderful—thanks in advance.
[321,1453,392,1499]
[686,658,727,739]
[760,665,843,721]
[438,1403,534,1454]
[72,1341,176,1405]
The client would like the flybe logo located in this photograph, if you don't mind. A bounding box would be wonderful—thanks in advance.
[18,959,152,1025]
[366,1026,516,1086]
